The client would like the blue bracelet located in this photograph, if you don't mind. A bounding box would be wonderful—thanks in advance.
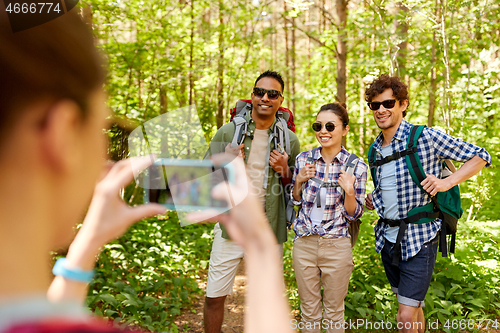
[52,258,95,283]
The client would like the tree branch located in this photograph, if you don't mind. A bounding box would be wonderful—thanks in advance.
[311,4,339,30]
[281,15,338,56]
[226,0,275,104]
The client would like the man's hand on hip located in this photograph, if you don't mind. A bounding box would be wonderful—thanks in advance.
[421,174,454,196]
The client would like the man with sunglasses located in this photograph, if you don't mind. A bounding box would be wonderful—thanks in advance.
[203,70,300,333]
[364,74,490,333]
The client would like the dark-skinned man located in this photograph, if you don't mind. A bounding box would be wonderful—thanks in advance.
[203,70,300,333]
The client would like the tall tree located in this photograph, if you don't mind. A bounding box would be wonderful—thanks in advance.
[335,0,348,147]
[291,16,296,112]
[428,0,440,127]
[335,0,347,104]
[395,2,409,81]
[189,0,195,106]
[216,0,225,128]
[284,1,290,106]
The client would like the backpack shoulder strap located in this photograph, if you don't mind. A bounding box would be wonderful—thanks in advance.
[306,148,315,164]
[343,153,360,175]
[368,143,378,187]
[340,153,360,199]
[404,125,426,191]
[301,149,316,202]
[230,101,251,148]
[275,111,291,155]
[231,116,248,148]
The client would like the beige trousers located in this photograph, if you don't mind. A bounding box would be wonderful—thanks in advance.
[293,235,354,333]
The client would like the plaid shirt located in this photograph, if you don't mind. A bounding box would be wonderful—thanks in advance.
[372,120,492,261]
[291,147,367,241]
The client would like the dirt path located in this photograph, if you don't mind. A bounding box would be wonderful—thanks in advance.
[175,260,246,332]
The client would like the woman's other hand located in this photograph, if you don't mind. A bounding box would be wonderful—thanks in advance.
[338,169,356,196]
[296,164,316,185]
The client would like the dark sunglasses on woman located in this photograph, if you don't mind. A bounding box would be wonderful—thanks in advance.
[253,87,283,100]
[367,99,397,111]
[312,122,336,132]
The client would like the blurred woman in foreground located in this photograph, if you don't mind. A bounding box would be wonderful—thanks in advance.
[0,7,292,333]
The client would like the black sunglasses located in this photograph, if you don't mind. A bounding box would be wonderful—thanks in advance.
[367,99,397,111]
[253,87,283,100]
[312,122,336,132]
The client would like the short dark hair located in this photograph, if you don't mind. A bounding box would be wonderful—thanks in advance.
[365,74,409,117]
[0,10,105,146]
[317,103,349,128]
[254,70,285,93]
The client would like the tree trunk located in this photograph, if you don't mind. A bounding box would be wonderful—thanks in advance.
[359,80,366,154]
[291,16,296,112]
[441,0,451,129]
[189,0,195,106]
[336,0,347,147]
[159,83,169,157]
[271,2,275,69]
[319,0,325,34]
[283,1,290,105]
[306,7,311,115]
[138,73,143,109]
[216,0,224,129]
[178,74,187,108]
[203,6,211,41]
[336,0,347,104]
[395,2,409,81]
[273,1,277,69]
[428,0,440,127]
[160,86,168,114]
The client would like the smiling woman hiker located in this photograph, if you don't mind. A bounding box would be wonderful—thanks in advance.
[0,6,293,333]
[290,103,368,333]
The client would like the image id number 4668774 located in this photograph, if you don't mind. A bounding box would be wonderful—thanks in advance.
[443,319,498,330]
[5,2,62,14]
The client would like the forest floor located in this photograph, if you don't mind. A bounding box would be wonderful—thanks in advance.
[175,261,500,333]
[175,260,246,332]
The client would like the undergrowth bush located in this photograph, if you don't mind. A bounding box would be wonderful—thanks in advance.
[86,211,213,332]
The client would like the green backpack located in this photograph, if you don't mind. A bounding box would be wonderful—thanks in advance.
[368,125,463,259]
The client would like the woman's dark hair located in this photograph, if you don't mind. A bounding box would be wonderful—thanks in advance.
[317,103,349,128]
[0,9,105,144]
[254,70,285,93]
[365,74,409,117]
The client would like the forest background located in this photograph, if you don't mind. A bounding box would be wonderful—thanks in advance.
[76,0,500,331]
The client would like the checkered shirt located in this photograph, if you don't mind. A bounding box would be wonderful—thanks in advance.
[291,147,368,241]
[371,120,492,261]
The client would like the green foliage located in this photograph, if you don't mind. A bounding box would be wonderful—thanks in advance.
[424,220,500,332]
[86,212,213,332]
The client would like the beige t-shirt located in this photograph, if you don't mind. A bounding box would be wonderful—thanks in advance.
[246,128,269,206]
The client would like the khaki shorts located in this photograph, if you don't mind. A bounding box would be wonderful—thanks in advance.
[206,223,283,298]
